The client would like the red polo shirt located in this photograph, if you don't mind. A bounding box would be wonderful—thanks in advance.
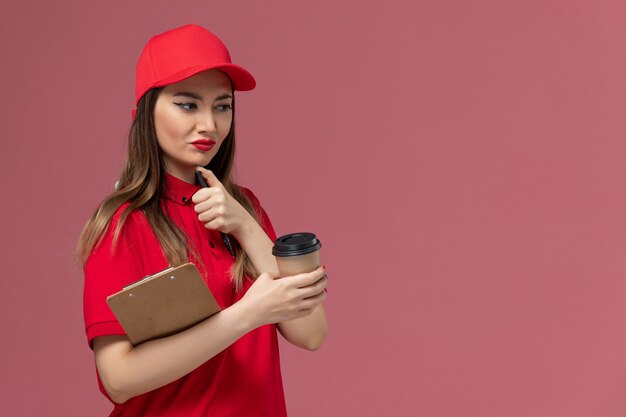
[83,173,287,417]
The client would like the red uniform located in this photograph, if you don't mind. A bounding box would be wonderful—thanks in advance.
[83,173,287,416]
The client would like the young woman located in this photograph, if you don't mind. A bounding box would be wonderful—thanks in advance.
[77,24,328,416]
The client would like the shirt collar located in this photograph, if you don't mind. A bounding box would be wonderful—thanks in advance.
[164,173,200,206]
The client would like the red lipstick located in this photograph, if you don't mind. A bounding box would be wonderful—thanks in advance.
[191,139,216,152]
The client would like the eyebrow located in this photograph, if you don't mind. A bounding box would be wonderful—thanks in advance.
[172,92,233,101]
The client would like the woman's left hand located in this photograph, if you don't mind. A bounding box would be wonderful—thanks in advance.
[191,167,253,236]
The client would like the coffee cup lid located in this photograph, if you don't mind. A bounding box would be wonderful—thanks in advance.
[272,232,322,257]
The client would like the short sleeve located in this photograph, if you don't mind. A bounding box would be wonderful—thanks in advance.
[82,205,164,349]
[241,187,278,242]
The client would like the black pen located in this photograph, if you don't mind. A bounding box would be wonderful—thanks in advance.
[195,171,236,259]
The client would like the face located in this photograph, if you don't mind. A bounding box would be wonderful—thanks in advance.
[154,69,234,182]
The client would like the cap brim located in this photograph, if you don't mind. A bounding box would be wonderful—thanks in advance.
[152,63,256,92]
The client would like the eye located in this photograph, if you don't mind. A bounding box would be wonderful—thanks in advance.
[215,103,232,112]
[174,102,197,111]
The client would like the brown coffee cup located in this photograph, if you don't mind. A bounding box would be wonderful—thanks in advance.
[272,232,322,277]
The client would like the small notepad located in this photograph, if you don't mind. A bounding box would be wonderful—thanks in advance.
[106,263,221,346]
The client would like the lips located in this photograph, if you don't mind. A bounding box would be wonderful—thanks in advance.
[191,139,216,152]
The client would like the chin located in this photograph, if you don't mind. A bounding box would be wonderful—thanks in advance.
[186,153,214,168]
[197,157,215,167]
[168,148,217,170]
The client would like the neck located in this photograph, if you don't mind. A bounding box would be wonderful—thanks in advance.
[164,163,197,184]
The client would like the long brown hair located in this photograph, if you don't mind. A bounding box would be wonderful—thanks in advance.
[77,87,260,291]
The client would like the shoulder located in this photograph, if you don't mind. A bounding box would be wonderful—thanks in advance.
[111,201,140,221]
[109,202,150,232]
[238,185,259,202]
[237,185,263,212]
[90,202,152,257]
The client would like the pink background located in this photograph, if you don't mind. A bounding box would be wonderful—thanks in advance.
[2,0,626,416]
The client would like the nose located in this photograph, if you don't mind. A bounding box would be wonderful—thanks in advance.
[196,108,217,136]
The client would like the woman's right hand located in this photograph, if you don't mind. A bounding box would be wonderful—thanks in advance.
[239,266,328,327]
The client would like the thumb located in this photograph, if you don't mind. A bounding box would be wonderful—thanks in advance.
[257,271,279,281]
[195,166,223,189]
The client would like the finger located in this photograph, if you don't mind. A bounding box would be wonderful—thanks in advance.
[299,271,327,289]
[282,268,325,288]
[191,187,220,205]
[204,217,227,231]
[257,272,274,280]
[296,266,325,287]
[298,275,328,298]
[259,271,279,280]
[193,192,222,212]
[304,286,328,301]
[200,203,228,221]
[196,166,223,189]
[197,209,219,224]
[281,272,320,288]
[302,290,327,308]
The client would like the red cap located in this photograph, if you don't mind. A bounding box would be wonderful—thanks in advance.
[134,24,256,107]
